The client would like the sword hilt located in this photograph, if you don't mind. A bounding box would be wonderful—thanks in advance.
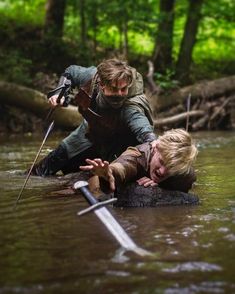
[74,181,117,215]
[73,181,98,205]
[47,78,72,107]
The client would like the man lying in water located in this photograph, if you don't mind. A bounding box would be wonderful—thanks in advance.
[80,129,198,194]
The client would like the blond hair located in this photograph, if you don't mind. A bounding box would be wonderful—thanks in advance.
[97,59,133,87]
[157,129,198,176]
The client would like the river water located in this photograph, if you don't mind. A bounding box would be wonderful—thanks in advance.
[0,131,234,293]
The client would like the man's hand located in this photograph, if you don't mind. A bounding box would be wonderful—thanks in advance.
[49,95,65,106]
[136,176,157,187]
[80,158,116,191]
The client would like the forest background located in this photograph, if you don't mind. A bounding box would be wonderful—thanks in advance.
[0,0,234,133]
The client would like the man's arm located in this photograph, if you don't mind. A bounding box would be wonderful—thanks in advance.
[49,65,97,106]
[123,107,156,143]
[64,65,96,88]
[80,147,142,191]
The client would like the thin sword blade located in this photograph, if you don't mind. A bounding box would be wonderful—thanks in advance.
[94,207,151,256]
[74,181,152,256]
[14,121,55,209]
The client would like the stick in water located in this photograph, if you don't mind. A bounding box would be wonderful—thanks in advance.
[186,93,191,132]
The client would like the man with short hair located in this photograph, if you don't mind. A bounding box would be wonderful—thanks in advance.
[31,59,157,176]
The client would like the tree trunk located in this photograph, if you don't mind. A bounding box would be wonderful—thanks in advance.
[150,75,235,112]
[80,0,87,44]
[122,20,129,59]
[152,0,175,73]
[44,0,66,38]
[175,0,204,83]
[0,81,82,130]
[91,4,98,56]
[153,110,205,127]
[1,77,234,132]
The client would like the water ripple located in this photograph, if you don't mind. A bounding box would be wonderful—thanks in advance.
[165,281,233,294]
[163,262,222,273]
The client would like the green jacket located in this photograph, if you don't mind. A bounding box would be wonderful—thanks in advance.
[61,65,156,161]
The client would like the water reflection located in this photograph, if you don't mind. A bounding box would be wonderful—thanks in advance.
[0,131,235,293]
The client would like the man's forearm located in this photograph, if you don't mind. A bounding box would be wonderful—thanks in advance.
[141,132,156,142]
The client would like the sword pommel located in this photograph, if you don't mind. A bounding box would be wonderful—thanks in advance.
[73,181,89,190]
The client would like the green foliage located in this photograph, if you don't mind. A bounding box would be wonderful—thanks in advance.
[0,0,45,25]
[0,50,32,85]
[0,0,234,85]
[154,69,179,91]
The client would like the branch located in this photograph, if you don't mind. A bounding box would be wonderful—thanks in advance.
[151,75,235,112]
[153,110,205,127]
[146,60,161,95]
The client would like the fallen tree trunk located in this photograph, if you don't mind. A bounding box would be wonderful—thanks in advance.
[0,79,234,132]
[149,75,235,113]
[153,110,205,127]
[0,80,82,130]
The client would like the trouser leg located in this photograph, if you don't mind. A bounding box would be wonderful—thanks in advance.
[31,145,99,176]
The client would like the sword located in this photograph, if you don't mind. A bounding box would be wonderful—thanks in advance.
[14,78,72,209]
[14,121,55,209]
[74,181,152,257]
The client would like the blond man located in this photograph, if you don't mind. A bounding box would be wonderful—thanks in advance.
[80,129,198,193]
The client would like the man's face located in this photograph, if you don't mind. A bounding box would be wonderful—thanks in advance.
[100,79,130,109]
[149,148,168,183]
[102,79,130,97]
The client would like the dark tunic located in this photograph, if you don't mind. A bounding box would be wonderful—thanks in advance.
[61,65,156,162]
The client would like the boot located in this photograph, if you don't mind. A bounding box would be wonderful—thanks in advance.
[30,144,68,176]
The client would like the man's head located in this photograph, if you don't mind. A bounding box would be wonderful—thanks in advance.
[149,129,198,183]
[97,59,133,108]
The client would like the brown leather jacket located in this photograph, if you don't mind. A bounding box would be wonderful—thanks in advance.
[109,142,196,193]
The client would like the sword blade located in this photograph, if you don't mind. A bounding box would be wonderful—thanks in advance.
[14,121,55,209]
[94,206,151,256]
[74,181,152,256]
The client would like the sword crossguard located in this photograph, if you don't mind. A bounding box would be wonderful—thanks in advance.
[77,198,117,216]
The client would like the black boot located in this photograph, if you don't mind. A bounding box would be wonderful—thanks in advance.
[30,144,69,176]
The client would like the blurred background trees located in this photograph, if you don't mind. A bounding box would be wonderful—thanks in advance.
[0,0,234,88]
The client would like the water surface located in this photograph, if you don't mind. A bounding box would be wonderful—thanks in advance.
[0,131,235,293]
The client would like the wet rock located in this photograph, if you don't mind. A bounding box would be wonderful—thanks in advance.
[60,172,199,207]
[114,183,199,207]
